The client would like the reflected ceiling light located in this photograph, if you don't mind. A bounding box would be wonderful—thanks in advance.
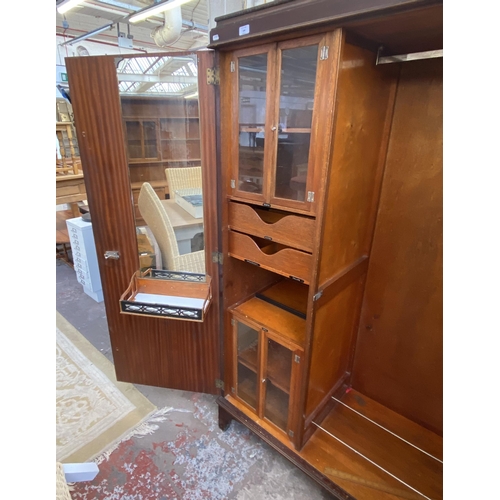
[184,91,198,99]
[57,0,85,15]
[129,0,192,24]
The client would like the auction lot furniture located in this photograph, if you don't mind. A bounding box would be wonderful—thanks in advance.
[66,2,443,497]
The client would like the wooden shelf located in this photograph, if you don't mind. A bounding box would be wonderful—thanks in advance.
[128,159,201,165]
[237,367,257,409]
[240,126,265,132]
[264,381,289,431]
[161,138,200,141]
[257,279,308,318]
[233,297,306,348]
[309,389,443,500]
[281,128,311,133]
[160,116,199,120]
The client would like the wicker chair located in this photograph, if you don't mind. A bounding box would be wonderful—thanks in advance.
[138,182,205,274]
[165,166,202,196]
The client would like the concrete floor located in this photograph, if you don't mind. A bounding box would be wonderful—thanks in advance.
[56,258,334,499]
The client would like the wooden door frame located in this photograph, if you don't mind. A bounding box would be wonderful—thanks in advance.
[66,51,222,394]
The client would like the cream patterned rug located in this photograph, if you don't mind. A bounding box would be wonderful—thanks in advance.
[56,312,162,463]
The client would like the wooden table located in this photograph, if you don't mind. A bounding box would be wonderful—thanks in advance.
[56,173,87,217]
[161,199,204,254]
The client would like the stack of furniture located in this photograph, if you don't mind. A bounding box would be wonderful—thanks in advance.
[56,122,86,217]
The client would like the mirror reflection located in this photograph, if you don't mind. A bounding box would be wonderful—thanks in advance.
[116,55,205,276]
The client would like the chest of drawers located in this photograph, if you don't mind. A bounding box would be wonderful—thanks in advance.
[66,217,103,302]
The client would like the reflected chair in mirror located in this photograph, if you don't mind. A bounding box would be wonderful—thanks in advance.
[165,166,202,198]
[138,182,205,274]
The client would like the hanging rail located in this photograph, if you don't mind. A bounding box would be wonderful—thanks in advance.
[376,47,443,65]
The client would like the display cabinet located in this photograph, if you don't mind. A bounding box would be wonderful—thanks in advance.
[66,1,443,498]
[229,35,328,215]
[120,96,202,224]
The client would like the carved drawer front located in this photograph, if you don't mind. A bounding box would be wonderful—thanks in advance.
[228,202,316,253]
[228,230,313,284]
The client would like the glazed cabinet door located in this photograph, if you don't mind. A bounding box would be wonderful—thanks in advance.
[228,34,330,215]
[268,36,323,212]
[231,313,303,441]
[230,43,277,205]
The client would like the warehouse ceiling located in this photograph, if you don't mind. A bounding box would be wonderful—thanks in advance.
[56,0,210,53]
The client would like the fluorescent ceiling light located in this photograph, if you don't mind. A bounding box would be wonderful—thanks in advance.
[184,91,198,99]
[59,23,114,46]
[129,0,192,24]
[57,0,85,15]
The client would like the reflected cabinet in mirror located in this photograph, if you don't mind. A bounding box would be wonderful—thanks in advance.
[116,54,205,276]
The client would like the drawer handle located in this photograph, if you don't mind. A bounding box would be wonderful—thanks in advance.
[264,236,272,241]
[244,259,260,267]
[290,275,304,283]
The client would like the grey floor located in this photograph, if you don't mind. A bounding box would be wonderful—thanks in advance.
[56,258,334,499]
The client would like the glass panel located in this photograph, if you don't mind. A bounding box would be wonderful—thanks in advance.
[264,339,292,431]
[238,53,268,194]
[143,121,158,159]
[274,45,319,202]
[125,121,142,159]
[116,55,205,276]
[236,320,259,410]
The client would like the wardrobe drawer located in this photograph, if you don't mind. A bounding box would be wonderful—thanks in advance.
[228,230,312,284]
[228,202,316,253]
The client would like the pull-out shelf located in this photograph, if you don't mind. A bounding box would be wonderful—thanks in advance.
[120,269,212,322]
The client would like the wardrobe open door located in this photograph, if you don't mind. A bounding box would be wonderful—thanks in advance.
[66,50,223,394]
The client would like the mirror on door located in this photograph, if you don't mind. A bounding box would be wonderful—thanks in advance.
[116,54,205,277]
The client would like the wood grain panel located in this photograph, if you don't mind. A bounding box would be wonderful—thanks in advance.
[228,230,313,284]
[320,398,443,500]
[318,41,397,285]
[352,58,443,434]
[340,389,443,461]
[66,53,221,394]
[220,395,428,500]
[305,277,365,418]
[228,201,316,253]
[347,4,443,54]
[209,0,441,55]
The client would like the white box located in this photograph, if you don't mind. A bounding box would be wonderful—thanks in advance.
[174,189,203,219]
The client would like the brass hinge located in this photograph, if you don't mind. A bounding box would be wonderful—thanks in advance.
[307,191,315,202]
[230,61,236,72]
[215,379,224,390]
[231,318,236,326]
[320,46,329,60]
[294,354,301,363]
[207,67,220,85]
[212,251,223,264]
